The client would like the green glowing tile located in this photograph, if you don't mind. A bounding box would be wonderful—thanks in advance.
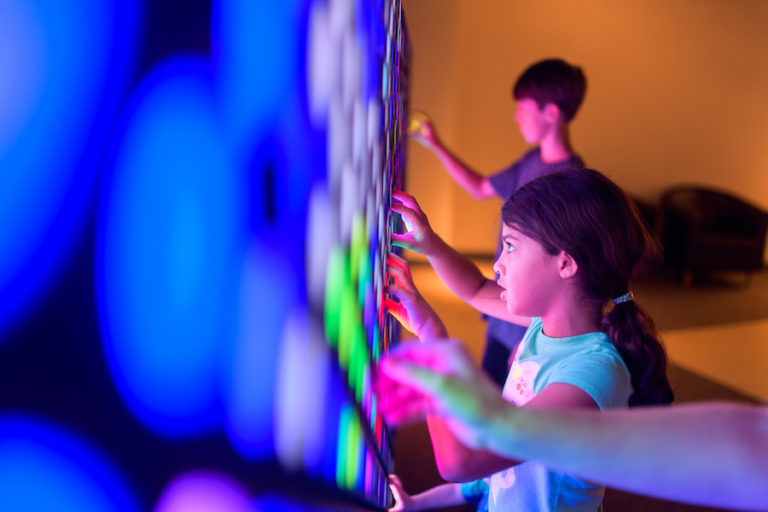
[346,412,359,489]
[336,405,353,488]
[324,246,348,348]
[338,285,357,370]
[350,212,366,283]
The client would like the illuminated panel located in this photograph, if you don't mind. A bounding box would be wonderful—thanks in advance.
[0,414,139,512]
[301,0,408,507]
[0,0,138,338]
[96,58,244,438]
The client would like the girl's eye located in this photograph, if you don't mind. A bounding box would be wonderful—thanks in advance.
[505,242,516,253]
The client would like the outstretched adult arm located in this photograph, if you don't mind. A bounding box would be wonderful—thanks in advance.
[376,341,768,511]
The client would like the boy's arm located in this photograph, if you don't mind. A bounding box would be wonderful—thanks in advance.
[410,117,498,200]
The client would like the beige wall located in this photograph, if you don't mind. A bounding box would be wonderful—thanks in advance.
[403,0,768,255]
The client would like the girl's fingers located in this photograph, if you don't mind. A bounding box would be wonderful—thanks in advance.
[386,260,414,290]
[390,202,421,231]
[387,251,410,271]
[384,297,409,328]
[392,189,419,210]
[390,233,416,251]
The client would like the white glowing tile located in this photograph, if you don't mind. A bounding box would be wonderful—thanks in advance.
[328,0,353,36]
[365,189,376,241]
[305,182,337,308]
[339,162,358,244]
[275,308,330,471]
[352,97,367,172]
[306,2,340,128]
[341,27,362,111]
[327,96,351,192]
[367,99,381,151]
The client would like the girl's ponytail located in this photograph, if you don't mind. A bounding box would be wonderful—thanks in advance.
[602,300,673,406]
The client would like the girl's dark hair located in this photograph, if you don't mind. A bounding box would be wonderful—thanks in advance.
[502,170,673,406]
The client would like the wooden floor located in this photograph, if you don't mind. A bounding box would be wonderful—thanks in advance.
[392,262,766,512]
[663,319,768,403]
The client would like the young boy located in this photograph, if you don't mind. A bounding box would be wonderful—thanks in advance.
[409,58,587,386]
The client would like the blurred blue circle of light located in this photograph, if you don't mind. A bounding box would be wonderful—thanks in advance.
[0,413,140,512]
[96,57,245,438]
[221,240,296,461]
[0,0,139,339]
[211,0,299,147]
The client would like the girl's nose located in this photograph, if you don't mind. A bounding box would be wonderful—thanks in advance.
[493,258,503,276]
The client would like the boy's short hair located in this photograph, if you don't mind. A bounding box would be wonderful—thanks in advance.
[512,59,587,122]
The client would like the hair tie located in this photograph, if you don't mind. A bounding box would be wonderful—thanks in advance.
[611,291,634,305]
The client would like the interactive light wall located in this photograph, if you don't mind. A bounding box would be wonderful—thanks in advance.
[0,0,409,510]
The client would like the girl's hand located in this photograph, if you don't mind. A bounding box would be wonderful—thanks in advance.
[388,474,416,512]
[385,252,447,340]
[391,190,437,255]
[375,340,509,451]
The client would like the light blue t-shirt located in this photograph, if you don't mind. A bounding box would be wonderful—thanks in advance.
[460,478,489,512]
[489,318,631,512]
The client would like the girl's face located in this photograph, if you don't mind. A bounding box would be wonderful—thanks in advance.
[493,224,563,317]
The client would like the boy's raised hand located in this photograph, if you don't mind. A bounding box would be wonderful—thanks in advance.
[375,339,509,451]
[385,252,447,340]
[407,110,438,150]
[391,190,437,255]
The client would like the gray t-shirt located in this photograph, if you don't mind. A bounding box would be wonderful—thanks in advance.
[488,148,584,200]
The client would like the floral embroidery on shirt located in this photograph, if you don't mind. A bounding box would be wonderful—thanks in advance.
[506,360,540,406]
[490,468,517,506]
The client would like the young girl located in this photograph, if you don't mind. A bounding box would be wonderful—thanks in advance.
[382,169,673,511]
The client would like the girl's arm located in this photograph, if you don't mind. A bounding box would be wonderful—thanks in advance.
[388,474,466,511]
[377,341,768,510]
[390,190,530,326]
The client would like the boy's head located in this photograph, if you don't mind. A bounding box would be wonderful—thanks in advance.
[512,59,586,123]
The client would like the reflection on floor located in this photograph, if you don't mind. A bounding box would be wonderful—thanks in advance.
[662,319,768,402]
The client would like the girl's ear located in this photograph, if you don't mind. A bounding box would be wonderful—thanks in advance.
[557,251,578,279]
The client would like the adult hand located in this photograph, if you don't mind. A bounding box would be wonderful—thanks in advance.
[375,340,509,450]
[391,190,437,255]
[385,252,447,340]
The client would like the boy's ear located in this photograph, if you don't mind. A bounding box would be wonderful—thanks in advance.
[557,251,578,279]
[543,102,561,123]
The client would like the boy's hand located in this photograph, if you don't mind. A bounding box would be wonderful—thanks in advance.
[407,111,438,150]
[388,474,416,512]
[385,252,447,340]
[375,340,509,451]
[391,190,437,255]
